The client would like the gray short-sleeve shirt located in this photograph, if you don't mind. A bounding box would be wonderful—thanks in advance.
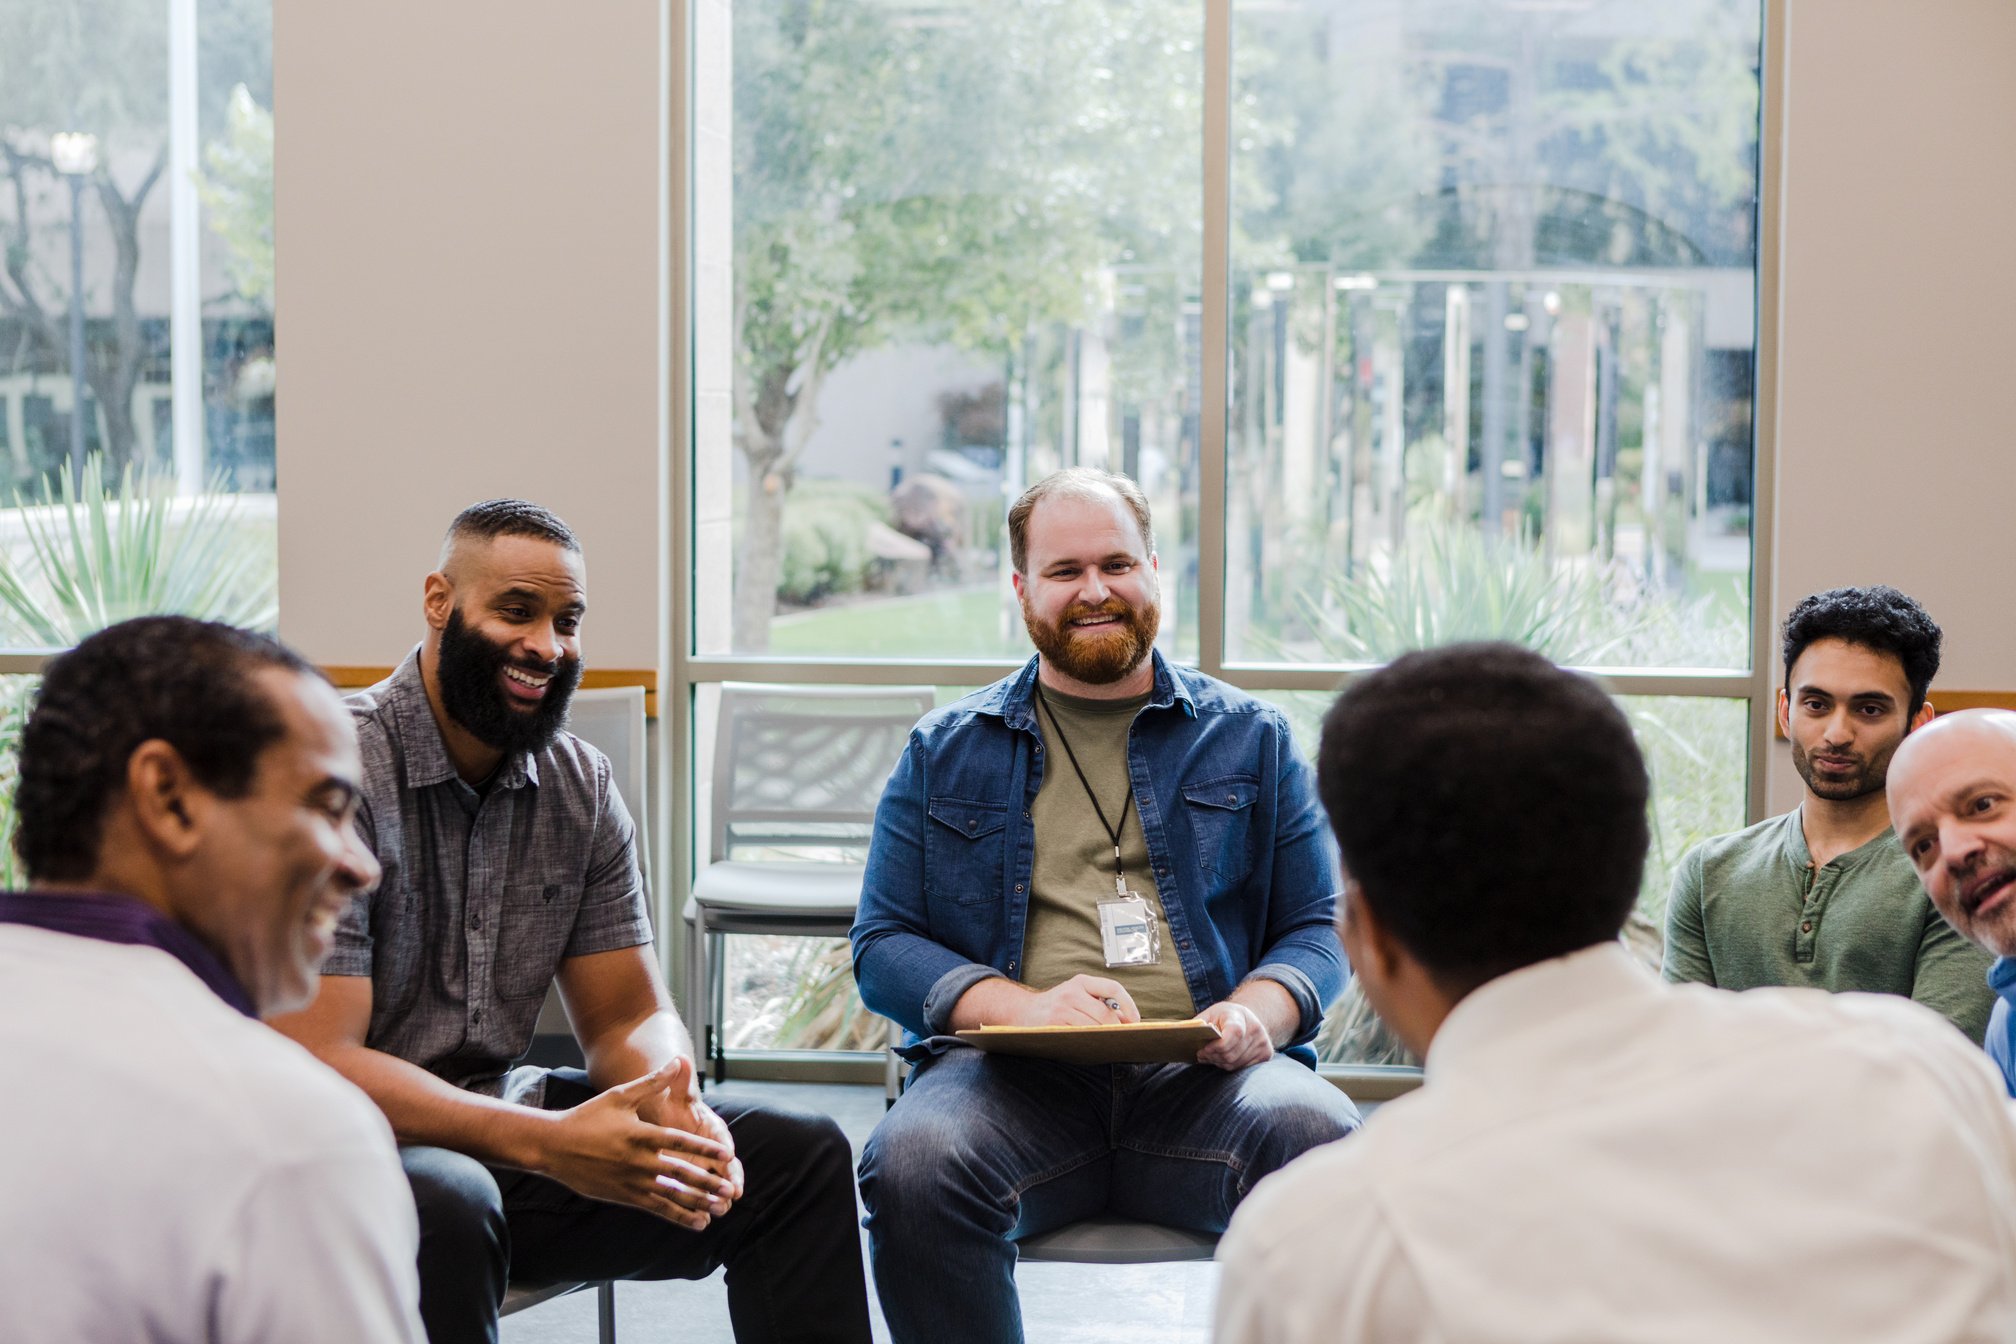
[327,652,652,1098]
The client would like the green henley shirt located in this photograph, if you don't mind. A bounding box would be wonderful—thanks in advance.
[1661,809,1993,1042]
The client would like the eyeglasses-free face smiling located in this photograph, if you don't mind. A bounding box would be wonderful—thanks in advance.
[1012,490,1160,694]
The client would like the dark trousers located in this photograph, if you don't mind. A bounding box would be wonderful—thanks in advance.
[400,1069,872,1344]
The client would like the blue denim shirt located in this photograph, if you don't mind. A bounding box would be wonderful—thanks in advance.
[851,652,1345,1066]
[1987,957,2016,1098]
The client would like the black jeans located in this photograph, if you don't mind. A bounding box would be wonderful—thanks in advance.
[400,1069,872,1344]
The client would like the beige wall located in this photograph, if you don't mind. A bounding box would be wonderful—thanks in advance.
[274,1,665,669]
[1765,0,2016,812]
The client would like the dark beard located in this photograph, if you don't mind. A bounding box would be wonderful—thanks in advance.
[437,606,583,757]
[1021,594,1159,685]
[1789,739,1888,802]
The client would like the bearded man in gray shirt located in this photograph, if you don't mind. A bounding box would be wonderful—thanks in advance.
[274,500,871,1344]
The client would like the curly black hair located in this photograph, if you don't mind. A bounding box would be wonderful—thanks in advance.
[1781,586,1941,716]
[442,498,579,558]
[1317,642,1648,996]
[15,616,317,882]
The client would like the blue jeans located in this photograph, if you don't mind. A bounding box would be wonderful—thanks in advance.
[858,1047,1361,1344]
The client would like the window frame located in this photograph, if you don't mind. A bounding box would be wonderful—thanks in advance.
[665,0,1785,1091]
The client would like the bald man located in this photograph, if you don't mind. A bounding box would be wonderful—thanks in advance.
[1890,708,2016,1097]
[273,500,872,1344]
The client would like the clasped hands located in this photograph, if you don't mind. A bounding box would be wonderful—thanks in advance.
[1006,973,1276,1072]
[542,1057,745,1231]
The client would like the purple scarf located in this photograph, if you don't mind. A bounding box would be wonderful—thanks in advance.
[0,889,256,1018]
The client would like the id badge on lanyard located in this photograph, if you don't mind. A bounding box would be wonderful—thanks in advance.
[1098,880,1161,968]
[1038,689,1162,969]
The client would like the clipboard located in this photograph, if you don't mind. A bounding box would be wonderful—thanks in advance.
[955,1019,1220,1065]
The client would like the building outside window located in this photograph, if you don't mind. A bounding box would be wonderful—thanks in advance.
[0,0,277,884]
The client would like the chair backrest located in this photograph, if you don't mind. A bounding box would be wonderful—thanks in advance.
[710,683,936,863]
[568,686,650,878]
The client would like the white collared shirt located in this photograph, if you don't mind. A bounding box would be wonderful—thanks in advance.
[0,928,424,1344]
[1215,942,2016,1344]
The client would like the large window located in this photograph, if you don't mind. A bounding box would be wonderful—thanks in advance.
[0,0,275,881]
[686,0,1764,1073]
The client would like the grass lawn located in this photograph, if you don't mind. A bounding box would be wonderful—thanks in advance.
[767,584,1021,659]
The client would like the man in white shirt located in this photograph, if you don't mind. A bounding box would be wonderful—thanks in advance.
[0,616,423,1343]
[1215,642,2016,1344]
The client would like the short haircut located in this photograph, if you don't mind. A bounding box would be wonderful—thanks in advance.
[440,498,580,565]
[1006,468,1154,574]
[14,616,318,882]
[1318,642,1648,995]
[1781,585,1941,716]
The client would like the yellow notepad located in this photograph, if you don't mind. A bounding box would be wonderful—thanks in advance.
[955,1019,1220,1065]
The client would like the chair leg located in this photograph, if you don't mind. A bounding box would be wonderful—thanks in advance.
[688,906,716,1090]
[883,1017,903,1110]
[597,1280,616,1343]
[708,928,728,1084]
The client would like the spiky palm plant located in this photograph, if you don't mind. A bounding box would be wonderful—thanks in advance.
[0,459,278,882]
[0,456,277,646]
[1305,518,1742,1067]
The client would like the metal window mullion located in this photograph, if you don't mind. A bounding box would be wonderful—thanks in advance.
[1209,665,1752,699]
[1196,0,1231,682]
[1748,0,1788,825]
[665,0,696,986]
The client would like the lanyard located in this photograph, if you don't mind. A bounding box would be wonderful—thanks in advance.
[1036,688,1135,894]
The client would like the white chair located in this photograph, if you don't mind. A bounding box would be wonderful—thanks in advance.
[527,686,651,1045]
[684,683,934,1081]
[497,688,647,1337]
[1017,1217,1220,1264]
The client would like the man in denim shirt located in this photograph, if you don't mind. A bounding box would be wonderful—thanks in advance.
[852,468,1361,1344]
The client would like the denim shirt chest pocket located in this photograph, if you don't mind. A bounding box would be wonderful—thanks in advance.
[925,796,1009,907]
[1183,774,1260,886]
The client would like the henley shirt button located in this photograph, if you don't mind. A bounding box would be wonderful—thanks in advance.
[1800,921,1813,933]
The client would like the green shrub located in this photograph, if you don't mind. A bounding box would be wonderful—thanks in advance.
[776,482,888,607]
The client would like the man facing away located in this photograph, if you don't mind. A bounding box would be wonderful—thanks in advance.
[1216,642,2016,1344]
[1889,707,2016,1096]
[1663,584,1992,1038]
[0,616,422,1343]
[273,500,871,1344]
[853,467,1362,1344]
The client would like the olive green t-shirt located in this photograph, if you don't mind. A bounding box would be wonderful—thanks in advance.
[1021,687,1195,1020]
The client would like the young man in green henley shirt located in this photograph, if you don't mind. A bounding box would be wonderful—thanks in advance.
[1663,585,1993,1040]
